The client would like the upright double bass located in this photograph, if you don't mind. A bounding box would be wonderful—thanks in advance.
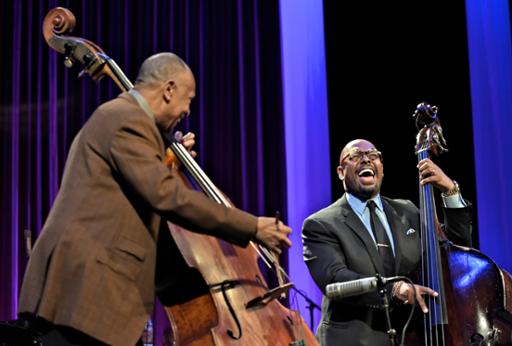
[409,102,512,345]
[43,7,318,346]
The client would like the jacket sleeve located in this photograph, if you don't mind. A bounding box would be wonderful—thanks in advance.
[108,114,257,247]
[442,202,473,247]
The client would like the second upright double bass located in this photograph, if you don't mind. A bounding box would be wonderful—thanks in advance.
[409,102,512,345]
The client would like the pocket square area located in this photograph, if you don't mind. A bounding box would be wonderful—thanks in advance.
[406,228,416,235]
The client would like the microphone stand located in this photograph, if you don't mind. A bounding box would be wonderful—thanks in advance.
[376,274,396,346]
[292,288,321,330]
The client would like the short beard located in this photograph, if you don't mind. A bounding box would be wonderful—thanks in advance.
[357,186,377,200]
[346,183,379,201]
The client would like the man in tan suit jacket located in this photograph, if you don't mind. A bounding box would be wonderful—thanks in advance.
[18,53,291,345]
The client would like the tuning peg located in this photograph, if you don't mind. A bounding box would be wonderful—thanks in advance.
[63,56,74,68]
[63,41,76,68]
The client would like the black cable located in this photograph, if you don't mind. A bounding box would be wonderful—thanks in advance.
[398,276,417,346]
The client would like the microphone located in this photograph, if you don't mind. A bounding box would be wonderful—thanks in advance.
[326,276,398,300]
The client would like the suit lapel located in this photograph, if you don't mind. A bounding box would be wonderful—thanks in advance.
[340,195,385,275]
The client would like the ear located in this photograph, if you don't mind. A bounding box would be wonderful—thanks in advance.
[163,80,176,103]
[337,165,344,181]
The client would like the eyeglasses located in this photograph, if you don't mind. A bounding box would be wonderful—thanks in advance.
[341,148,382,164]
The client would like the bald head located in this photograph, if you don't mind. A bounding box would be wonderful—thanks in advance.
[135,52,190,86]
[133,53,196,132]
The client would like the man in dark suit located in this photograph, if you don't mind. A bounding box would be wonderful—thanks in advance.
[18,53,292,345]
[302,139,472,346]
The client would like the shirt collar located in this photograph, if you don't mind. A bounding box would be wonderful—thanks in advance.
[346,192,384,215]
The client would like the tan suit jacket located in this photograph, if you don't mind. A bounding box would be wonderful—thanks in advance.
[18,93,257,345]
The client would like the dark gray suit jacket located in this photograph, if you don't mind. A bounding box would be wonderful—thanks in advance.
[302,194,472,346]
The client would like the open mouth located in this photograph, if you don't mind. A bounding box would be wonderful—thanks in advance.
[358,168,375,177]
[357,167,376,184]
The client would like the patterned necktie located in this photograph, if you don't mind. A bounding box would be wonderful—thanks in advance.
[367,200,395,276]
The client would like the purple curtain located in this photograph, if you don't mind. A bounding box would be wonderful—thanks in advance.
[0,0,286,342]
